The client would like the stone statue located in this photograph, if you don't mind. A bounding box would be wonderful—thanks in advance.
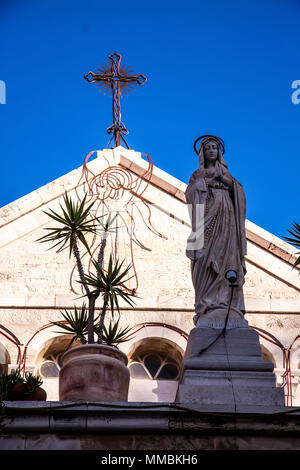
[176,135,285,410]
[185,135,247,327]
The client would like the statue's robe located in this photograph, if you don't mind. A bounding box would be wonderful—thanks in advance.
[185,167,247,325]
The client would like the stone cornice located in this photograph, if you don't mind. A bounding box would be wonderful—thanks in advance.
[2,401,298,432]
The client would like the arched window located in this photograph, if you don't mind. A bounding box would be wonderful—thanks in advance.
[36,336,81,379]
[38,352,64,379]
[128,338,183,381]
[129,352,180,380]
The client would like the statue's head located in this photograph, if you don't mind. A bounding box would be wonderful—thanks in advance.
[193,135,227,170]
[203,139,219,167]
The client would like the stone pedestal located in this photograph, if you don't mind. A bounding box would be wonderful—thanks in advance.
[175,325,285,412]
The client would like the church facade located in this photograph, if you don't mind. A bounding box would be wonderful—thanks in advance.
[0,146,299,406]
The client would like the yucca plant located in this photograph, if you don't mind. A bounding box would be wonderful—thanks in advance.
[102,317,134,347]
[50,304,90,349]
[38,192,136,344]
[82,255,136,344]
[283,221,300,268]
[51,309,133,348]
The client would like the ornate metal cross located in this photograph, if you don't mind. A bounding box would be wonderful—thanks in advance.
[84,52,147,148]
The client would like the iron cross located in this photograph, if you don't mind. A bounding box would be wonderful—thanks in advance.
[84,52,147,148]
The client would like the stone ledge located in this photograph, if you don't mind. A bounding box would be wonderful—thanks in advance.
[1,401,300,432]
[1,401,300,450]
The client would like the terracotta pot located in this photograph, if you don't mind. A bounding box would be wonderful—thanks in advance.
[59,344,130,402]
[26,387,47,401]
[10,383,29,400]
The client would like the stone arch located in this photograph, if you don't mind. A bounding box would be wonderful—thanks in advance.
[0,326,21,368]
[288,336,300,370]
[0,342,10,375]
[21,319,86,375]
[34,334,82,376]
[33,334,82,401]
[128,337,183,380]
[295,349,300,370]
[260,344,276,367]
[118,323,188,358]
[119,323,188,403]
[293,343,300,406]
[251,326,284,369]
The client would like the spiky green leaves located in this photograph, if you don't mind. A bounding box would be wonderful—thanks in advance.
[81,254,136,315]
[50,304,133,348]
[50,304,91,349]
[37,193,97,257]
[97,213,118,233]
[0,370,23,401]
[24,372,43,392]
[283,221,300,268]
[38,192,136,346]
[101,317,134,347]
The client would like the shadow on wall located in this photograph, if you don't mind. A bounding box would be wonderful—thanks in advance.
[128,379,178,402]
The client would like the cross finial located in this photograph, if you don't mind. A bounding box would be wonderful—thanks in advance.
[84,53,147,148]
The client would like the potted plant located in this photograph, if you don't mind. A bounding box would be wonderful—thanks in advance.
[38,193,136,401]
[0,370,22,401]
[51,305,134,350]
[102,317,134,347]
[50,303,90,350]
[24,372,47,401]
[4,370,27,401]
[0,370,47,401]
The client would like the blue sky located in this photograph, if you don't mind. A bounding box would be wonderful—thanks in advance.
[0,0,299,241]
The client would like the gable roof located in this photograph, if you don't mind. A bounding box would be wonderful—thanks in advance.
[0,146,299,291]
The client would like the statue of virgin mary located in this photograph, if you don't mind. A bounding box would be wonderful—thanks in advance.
[185,135,247,326]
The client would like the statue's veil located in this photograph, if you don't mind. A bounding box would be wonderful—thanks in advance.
[197,137,228,170]
[188,134,247,271]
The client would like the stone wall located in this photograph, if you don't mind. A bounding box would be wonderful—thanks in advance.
[0,147,299,403]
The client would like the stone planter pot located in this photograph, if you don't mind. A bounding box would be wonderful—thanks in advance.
[26,387,47,401]
[59,344,130,402]
[10,383,28,400]
[9,383,47,401]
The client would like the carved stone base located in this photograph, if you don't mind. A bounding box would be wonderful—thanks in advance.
[175,326,285,412]
[194,305,248,329]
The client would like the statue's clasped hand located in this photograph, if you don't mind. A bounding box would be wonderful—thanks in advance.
[215,166,223,181]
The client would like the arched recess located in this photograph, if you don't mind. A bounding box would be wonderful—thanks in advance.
[293,348,300,406]
[128,337,183,381]
[33,335,82,401]
[120,323,188,403]
[293,348,300,371]
[0,343,10,375]
[289,336,300,370]
[35,335,82,378]
[118,322,188,358]
[251,326,283,369]
[0,326,21,370]
[260,344,276,367]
